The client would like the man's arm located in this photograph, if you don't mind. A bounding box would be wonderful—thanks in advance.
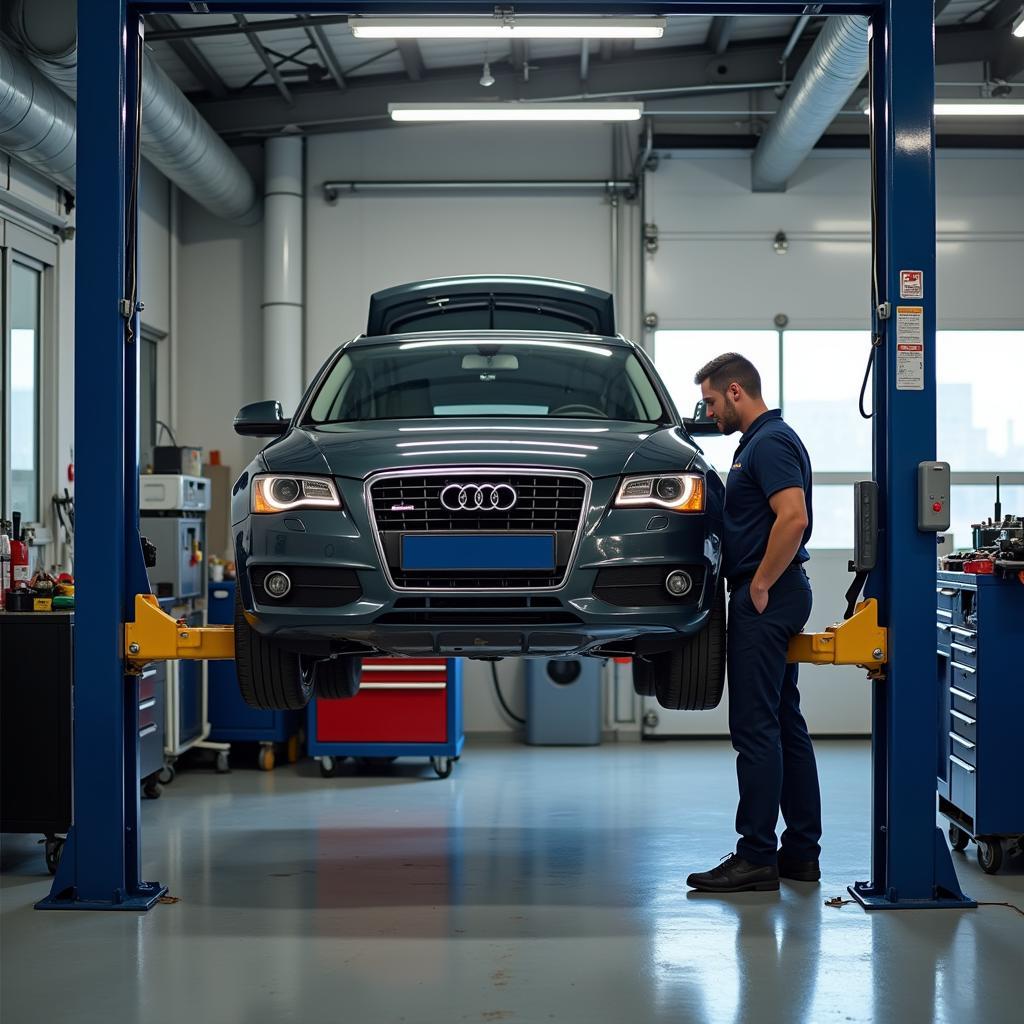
[749,487,809,613]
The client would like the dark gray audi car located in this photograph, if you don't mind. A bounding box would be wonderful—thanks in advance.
[231,277,724,713]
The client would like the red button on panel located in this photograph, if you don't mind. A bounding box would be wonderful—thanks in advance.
[933,502,943,512]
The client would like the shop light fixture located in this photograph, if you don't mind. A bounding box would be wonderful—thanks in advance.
[389,102,643,124]
[1012,9,1024,38]
[862,101,1024,116]
[351,16,666,39]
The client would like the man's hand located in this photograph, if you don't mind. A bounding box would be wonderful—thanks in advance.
[749,580,769,614]
[749,487,809,614]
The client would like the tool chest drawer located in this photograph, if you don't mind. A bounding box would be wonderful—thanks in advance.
[936,570,1024,840]
[315,658,451,745]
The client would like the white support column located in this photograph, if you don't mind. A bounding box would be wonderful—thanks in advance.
[262,136,304,414]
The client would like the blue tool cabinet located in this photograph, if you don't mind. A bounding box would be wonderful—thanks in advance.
[936,570,1024,874]
[207,581,301,770]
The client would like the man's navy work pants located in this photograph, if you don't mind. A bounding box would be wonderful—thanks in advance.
[726,567,822,866]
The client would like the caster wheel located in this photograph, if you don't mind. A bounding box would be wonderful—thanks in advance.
[215,750,230,774]
[258,747,276,772]
[977,840,1004,875]
[948,823,969,852]
[319,756,335,778]
[286,734,300,764]
[143,779,163,800]
[157,763,176,785]
[431,757,453,779]
[44,837,64,875]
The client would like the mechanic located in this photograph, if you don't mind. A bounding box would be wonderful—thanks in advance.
[686,353,821,894]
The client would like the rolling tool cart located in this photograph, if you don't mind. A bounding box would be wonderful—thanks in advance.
[308,657,463,779]
[936,569,1024,874]
[206,580,301,771]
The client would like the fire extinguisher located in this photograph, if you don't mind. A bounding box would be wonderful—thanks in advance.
[10,511,30,587]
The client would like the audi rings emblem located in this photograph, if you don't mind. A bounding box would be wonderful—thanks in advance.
[440,483,518,512]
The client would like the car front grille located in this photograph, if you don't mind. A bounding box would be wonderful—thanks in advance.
[368,470,588,591]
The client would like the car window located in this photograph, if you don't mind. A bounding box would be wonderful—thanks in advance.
[307,340,667,424]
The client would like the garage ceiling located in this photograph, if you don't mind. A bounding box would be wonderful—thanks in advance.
[143,4,1024,141]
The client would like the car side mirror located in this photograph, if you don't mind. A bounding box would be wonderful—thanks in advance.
[683,399,719,436]
[234,400,288,437]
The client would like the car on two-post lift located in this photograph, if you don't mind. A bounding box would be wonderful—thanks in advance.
[230,277,725,714]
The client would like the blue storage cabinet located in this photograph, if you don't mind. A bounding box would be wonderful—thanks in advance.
[936,570,1024,874]
[207,581,301,769]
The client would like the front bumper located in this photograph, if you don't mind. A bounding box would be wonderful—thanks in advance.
[234,475,721,658]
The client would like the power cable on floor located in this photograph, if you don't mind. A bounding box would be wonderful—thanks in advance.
[491,661,525,725]
[977,901,1024,917]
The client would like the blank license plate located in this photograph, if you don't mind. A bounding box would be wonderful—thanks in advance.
[401,534,555,571]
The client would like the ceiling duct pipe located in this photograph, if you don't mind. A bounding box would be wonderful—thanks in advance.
[0,35,75,190]
[1,0,260,224]
[751,15,868,192]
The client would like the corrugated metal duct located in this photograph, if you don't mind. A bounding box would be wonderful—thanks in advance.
[751,15,869,191]
[1,0,260,224]
[0,35,76,191]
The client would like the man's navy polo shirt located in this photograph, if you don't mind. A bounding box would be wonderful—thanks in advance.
[723,409,813,582]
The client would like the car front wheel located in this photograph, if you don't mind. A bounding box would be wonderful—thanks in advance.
[315,655,363,700]
[234,589,316,710]
[654,581,726,711]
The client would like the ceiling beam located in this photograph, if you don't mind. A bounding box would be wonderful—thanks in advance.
[509,39,528,74]
[146,14,349,41]
[192,25,1000,139]
[981,0,1023,29]
[298,16,346,91]
[397,40,425,81]
[233,13,292,106]
[707,17,735,56]
[146,13,227,98]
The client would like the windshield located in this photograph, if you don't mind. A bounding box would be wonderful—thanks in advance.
[307,339,667,424]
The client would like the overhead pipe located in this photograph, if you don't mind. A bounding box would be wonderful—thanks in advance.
[0,36,75,190]
[263,136,304,415]
[1,0,260,224]
[751,15,868,191]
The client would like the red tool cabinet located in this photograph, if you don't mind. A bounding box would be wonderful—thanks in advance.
[306,657,464,778]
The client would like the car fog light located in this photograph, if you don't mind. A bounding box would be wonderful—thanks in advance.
[665,570,692,597]
[264,571,291,598]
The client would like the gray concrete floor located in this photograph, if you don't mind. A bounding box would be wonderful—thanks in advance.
[2,739,1022,1024]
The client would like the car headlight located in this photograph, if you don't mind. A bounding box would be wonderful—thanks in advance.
[614,473,704,512]
[252,474,342,514]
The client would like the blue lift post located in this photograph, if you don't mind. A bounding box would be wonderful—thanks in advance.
[42,0,971,912]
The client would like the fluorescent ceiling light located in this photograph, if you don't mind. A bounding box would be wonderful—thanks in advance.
[1013,10,1024,38]
[934,102,1024,116]
[862,102,1024,116]
[390,103,643,124]
[351,16,666,39]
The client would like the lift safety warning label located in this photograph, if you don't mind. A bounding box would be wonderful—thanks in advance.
[896,306,924,391]
[900,270,923,299]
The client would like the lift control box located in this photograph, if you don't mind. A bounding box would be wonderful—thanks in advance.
[918,461,950,532]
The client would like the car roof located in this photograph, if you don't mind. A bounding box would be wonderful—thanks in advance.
[345,329,633,350]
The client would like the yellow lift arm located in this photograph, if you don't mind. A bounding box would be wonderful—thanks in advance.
[124,593,234,670]
[123,592,888,675]
[787,598,887,674]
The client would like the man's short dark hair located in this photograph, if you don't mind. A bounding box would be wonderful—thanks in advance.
[693,352,762,399]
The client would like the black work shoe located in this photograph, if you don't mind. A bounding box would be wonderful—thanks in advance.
[686,854,780,893]
[778,855,821,882]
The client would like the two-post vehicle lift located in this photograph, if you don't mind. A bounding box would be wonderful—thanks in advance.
[38,0,973,912]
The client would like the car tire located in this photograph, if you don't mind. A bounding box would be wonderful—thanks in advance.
[654,580,726,711]
[234,588,316,710]
[631,657,657,697]
[315,655,363,700]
